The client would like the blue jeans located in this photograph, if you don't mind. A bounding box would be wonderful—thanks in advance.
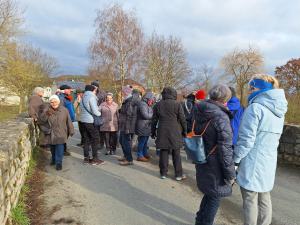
[119,131,133,162]
[195,194,221,225]
[50,144,64,165]
[137,136,149,158]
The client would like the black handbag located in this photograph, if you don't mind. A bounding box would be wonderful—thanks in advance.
[82,99,104,126]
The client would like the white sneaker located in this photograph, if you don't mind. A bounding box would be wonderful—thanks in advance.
[160,175,166,179]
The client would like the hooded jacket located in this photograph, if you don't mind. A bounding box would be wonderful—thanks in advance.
[193,100,236,197]
[119,91,140,134]
[234,89,288,192]
[79,91,101,123]
[135,92,154,136]
[152,87,187,150]
[58,93,76,122]
[227,96,244,145]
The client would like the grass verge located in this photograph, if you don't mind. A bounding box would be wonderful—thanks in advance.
[10,147,47,225]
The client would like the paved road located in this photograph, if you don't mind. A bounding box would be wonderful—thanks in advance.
[41,125,300,225]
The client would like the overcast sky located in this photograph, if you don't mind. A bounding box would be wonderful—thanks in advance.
[21,0,300,76]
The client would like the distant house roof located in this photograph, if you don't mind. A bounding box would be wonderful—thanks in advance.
[56,81,86,91]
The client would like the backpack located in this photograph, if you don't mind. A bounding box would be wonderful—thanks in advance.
[184,120,217,164]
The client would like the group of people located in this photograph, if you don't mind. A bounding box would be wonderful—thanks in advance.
[28,73,288,225]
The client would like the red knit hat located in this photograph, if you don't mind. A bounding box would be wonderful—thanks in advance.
[195,89,206,100]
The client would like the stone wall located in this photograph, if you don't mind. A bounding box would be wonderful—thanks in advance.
[278,124,300,166]
[0,117,38,225]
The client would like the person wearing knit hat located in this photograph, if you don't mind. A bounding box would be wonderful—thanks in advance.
[195,89,206,101]
[122,85,133,99]
[39,94,74,171]
[118,84,141,166]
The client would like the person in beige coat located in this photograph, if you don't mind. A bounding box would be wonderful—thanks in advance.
[99,93,119,155]
[39,95,74,170]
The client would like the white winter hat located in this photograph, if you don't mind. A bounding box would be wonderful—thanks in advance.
[49,95,60,103]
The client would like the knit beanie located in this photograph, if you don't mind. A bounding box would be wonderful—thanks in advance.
[122,85,133,97]
[49,95,60,102]
[195,89,206,100]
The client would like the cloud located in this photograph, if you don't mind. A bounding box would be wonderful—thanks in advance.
[20,0,300,75]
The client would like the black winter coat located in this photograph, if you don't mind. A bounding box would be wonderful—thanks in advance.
[119,93,140,134]
[193,100,235,197]
[152,87,187,150]
[135,93,154,136]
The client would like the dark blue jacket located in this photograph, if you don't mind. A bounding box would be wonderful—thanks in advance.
[227,97,244,145]
[58,93,76,122]
[193,100,235,197]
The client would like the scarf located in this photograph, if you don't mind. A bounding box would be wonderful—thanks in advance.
[248,79,273,103]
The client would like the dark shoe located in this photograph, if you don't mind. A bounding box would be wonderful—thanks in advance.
[50,161,55,166]
[144,155,151,159]
[76,143,83,147]
[64,150,71,156]
[119,160,134,166]
[90,159,105,165]
[110,150,116,155]
[83,158,90,164]
[105,150,110,155]
[137,157,149,162]
[56,164,62,170]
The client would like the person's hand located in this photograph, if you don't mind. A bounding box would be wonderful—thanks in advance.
[224,179,235,186]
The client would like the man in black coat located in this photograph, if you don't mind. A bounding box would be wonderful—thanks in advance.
[151,87,187,180]
[192,84,236,225]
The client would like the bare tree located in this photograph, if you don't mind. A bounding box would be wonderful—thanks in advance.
[144,32,191,93]
[192,64,214,91]
[0,0,23,44]
[89,4,143,98]
[220,46,264,104]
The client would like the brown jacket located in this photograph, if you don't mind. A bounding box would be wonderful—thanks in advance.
[28,95,44,120]
[39,104,74,145]
[99,101,119,132]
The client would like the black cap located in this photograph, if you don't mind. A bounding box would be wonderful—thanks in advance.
[59,84,72,90]
[85,84,97,92]
[91,80,100,88]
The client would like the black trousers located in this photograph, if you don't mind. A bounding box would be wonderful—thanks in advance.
[82,123,100,159]
[159,149,183,177]
[101,131,118,151]
[78,121,85,144]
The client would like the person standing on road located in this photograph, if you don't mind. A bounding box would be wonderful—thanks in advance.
[91,80,107,150]
[73,89,85,146]
[57,84,76,156]
[28,87,44,122]
[118,85,140,166]
[99,93,119,155]
[80,85,105,165]
[38,95,74,170]
[135,91,154,162]
[192,84,236,225]
[151,87,187,181]
[234,74,287,225]
[227,87,244,146]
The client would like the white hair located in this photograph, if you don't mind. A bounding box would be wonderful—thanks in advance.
[209,84,232,103]
[33,87,44,95]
